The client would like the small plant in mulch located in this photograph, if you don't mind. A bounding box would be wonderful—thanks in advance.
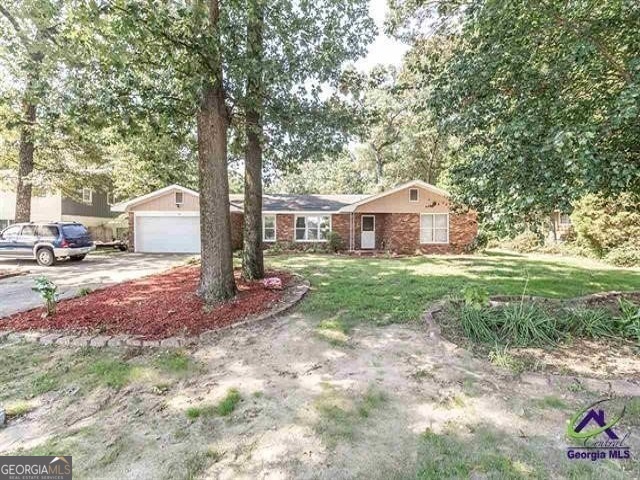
[77,287,93,297]
[32,276,58,317]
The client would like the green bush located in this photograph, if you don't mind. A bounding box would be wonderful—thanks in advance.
[465,230,489,252]
[605,244,640,267]
[506,231,543,253]
[462,285,489,309]
[572,193,640,256]
[617,299,640,343]
[326,231,345,252]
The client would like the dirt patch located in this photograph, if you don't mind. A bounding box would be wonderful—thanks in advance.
[2,314,637,479]
[1,266,292,339]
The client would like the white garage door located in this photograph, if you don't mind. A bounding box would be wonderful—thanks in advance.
[136,215,200,253]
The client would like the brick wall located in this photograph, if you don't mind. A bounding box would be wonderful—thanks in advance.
[331,214,350,250]
[275,214,295,243]
[381,212,477,254]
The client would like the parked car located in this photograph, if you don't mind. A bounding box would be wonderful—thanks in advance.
[0,222,96,266]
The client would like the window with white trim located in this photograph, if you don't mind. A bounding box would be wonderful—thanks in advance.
[263,215,276,241]
[420,213,449,244]
[559,213,571,225]
[82,188,93,204]
[175,191,184,205]
[295,215,330,241]
[409,188,419,202]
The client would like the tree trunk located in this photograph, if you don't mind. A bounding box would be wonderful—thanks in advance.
[374,148,383,185]
[242,0,265,280]
[197,0,236,303]
[15,98,36,223]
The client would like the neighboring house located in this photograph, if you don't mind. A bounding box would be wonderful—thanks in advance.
[0,187,122,241]
[112,180,478,254]
[549,211,573,241]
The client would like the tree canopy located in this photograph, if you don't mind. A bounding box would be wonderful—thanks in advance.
[387,0,640,231]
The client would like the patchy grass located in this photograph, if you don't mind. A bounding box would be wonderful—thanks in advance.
[215,388,241,416]
[31,373,59,395]
[488,345,525,373]
[315,316,351,345]
[155,350,196,374]
[164,448,221,480]
[533,396,570,410]
[98,436,127,467]
[186,388,242,419]
[415,424,622,479]
[625,397,640,426]
[0,342,203,410]
[5,400,36,419]
[88,359,133,389]
[267,252,640,327]
[314,385,388,447]
[186,405,215,420]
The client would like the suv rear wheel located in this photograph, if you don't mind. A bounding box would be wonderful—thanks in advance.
[36,247,56,267]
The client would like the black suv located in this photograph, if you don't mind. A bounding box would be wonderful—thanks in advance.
[0,222,96,266]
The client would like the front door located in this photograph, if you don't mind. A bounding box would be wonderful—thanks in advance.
[361,215,375,249]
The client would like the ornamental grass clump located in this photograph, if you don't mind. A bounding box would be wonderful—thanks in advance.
[499,303,561,347]
[460,306,499,343]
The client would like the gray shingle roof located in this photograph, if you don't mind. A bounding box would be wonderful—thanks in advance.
[229,194,369,212]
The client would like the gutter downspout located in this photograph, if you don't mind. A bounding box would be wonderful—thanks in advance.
[350,212,354,251]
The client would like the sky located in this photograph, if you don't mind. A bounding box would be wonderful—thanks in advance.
[355,0,410,71]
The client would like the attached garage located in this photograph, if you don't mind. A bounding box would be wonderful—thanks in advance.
[135,213,200,253]
[112,185,244,254]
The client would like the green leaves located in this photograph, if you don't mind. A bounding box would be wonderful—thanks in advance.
[390,0,640,233]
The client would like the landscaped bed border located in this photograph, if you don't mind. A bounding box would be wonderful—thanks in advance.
[422,290,640,387]
[0,276,309,349]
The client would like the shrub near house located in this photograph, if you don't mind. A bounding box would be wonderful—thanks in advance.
[572,194,640,266]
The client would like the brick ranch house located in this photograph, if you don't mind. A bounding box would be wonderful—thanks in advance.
[111,180,478,254]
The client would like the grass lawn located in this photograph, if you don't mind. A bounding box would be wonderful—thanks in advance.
[1,251,639,479]
[266,250,640,329]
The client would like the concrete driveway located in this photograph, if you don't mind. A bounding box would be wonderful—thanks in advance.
[0,252,195,318]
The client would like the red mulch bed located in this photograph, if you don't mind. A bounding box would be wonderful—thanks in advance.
[1,266,292,339]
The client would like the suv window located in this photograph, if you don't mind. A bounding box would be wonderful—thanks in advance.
[21,225,37,236]
[38,225,59,240]
[61,224,88,237]
[1,225,22,240]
